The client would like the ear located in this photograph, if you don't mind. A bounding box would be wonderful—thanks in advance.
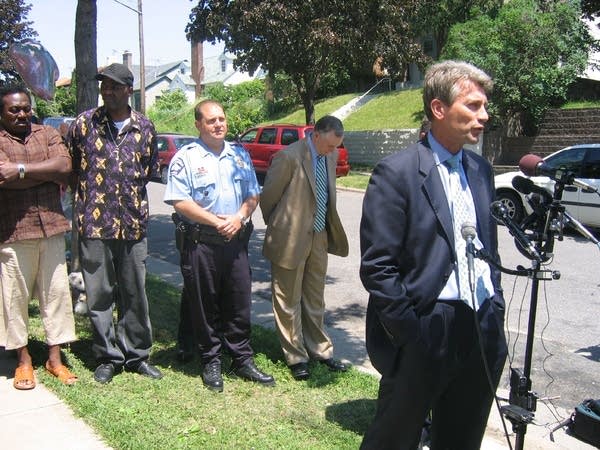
[430,98,446,121]
[194,120,202,133]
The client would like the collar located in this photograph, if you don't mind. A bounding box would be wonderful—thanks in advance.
[428,131,463,167]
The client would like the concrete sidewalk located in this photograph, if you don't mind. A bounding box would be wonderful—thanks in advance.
[0,255,593,449]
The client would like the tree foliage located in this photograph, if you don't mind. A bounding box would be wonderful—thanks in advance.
[153,88,189,113]
[186,0,424,124]
[412,0,504,56]
[204,80,267,137]
[442,0,595,135]
[581,0,600,20]
[0,0,37,83]
[35,72,77,118]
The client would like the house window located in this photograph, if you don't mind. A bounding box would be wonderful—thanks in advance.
[221,59,226,72]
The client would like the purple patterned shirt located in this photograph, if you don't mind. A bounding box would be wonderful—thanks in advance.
[67,106,159,240]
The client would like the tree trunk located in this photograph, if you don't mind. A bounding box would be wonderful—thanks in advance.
[75,0,98,113]
[303,95,315,126]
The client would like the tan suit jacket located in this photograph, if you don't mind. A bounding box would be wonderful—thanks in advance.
[260,138,349,269]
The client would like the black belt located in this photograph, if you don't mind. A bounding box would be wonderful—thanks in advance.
[184,222,252,246]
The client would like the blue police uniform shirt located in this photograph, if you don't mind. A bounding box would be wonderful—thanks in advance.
[163,138,260,221]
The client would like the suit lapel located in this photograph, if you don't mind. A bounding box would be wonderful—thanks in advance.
[419,145,454,249]
[301,140,318,198]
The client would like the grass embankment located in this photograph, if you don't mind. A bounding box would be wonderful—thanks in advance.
[25,275,379,450]
[271,89,424,131]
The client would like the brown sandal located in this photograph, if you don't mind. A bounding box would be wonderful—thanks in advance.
[13,364,36,390]
[45,361,78,385]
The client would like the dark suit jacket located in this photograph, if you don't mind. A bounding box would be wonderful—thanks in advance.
[359,140,504,376]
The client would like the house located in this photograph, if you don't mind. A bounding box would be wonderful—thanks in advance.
[126,41,265,110]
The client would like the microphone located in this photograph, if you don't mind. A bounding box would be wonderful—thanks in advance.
[461,222,477,291]
[519,154,598,193]
[512,175,552,202]
[490,200,543,261]
[513,175,600,248]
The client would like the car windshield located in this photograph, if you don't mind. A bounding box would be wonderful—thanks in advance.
[174,137,198,150]
[545,147,587,175]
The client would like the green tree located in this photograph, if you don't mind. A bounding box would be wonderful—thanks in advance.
[0,0,37,83]
[35,72,77,118]
[412,0,504,57]
[581,0,600,20]
[204,80,267,137]
[153,88,189,113]
[186,0,423,125]
[442,0,595,135]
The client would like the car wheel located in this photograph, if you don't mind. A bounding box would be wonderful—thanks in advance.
[161,166,169,184]
[497,191,524,224]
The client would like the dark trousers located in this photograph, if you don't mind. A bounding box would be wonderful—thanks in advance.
[79,237,153,368]
[180,238,254,367]
[361,298,508,450]
[177,286,195,352]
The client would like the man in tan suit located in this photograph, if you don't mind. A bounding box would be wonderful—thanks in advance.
[260,115,349,380]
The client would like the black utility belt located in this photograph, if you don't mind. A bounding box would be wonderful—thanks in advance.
[182,222,252,246]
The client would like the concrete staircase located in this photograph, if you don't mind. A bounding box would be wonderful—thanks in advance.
[531,108,600,157]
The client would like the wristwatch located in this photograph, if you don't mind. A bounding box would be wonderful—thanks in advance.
[17,163,25,179]
[238,213,250,226]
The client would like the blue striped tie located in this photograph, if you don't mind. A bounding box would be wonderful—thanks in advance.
[314,155,328,232]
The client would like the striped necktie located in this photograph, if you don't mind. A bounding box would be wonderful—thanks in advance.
[314,155,328,232]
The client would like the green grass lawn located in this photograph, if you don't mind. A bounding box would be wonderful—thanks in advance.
[337,171,371,191]
[267,93,359,125]
[24,275,379,450]
[343,88,424,131]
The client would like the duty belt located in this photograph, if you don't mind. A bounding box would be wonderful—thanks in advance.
[183,222,252,246]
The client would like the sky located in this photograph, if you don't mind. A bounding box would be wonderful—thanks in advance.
[28,0,223,79]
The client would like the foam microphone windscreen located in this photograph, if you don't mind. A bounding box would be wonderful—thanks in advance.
[518,154,543,176]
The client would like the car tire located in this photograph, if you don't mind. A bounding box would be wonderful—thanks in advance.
[161,166,169,184]
[497,191,524,224]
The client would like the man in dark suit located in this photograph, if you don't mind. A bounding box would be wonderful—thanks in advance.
[359,60,508,450]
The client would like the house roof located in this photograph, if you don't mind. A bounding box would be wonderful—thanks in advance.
[131,60,196,91]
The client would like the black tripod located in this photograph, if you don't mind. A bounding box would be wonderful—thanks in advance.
[487,181,567,450]
[483,171,600,449]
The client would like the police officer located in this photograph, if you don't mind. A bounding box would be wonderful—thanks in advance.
[164,99,274,392]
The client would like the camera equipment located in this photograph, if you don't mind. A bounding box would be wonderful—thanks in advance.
[488,163,599,450]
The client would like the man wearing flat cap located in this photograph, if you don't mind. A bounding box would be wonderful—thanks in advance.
[66,63,163,384]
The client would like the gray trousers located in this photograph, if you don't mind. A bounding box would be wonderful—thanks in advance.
[79,237,152,368]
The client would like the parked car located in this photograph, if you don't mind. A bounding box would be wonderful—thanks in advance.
[494,144,600,227]
[42,116,75,137]
[237,124,351,177]
[156,133,198,184]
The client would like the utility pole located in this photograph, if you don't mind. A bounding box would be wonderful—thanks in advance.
[112,0,145,113]
[137,0,145,113]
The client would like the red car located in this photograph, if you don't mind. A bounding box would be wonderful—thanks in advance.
[238,124,351,177]
[155,133,198,183]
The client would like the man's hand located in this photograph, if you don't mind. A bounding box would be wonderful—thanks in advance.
[0,161,19,184]
[215,214,243,240]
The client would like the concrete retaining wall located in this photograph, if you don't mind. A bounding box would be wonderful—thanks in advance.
[344,130,483,167]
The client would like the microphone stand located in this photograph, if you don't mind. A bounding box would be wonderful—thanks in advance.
[497,182,565,450]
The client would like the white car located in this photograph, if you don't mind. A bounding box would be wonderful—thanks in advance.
[494,144,600,228]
